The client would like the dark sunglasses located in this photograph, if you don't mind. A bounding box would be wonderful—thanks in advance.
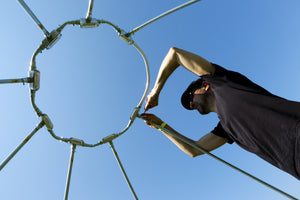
[188,92,194,103]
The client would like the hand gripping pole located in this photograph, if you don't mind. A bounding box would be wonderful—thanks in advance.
[145,120,298,200]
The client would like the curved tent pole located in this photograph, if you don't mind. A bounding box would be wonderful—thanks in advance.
[7,1,213,199]
[26,19,150,147]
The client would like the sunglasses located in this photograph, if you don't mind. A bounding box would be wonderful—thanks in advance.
[188,91,194,103]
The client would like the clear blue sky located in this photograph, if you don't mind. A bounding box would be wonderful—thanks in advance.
[0,0,300,199]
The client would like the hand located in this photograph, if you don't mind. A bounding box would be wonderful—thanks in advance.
[140,113,163,129]
[144,90,159,111]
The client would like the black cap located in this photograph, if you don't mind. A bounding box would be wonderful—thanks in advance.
[181,78,203,110]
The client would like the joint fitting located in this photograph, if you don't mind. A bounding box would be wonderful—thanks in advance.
[101,134,118,144]
[80,18,99,28]
[70,137,85,146]
[28,70,40,91]
[130,107,140,121]
[41,114,53,130]
[42,30,61,49]
[119,30,134,45]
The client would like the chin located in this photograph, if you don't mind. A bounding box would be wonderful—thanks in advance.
[197,108,209,115]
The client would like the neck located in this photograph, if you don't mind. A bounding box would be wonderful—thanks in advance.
[210,101,218,113]
[207,91,218,113]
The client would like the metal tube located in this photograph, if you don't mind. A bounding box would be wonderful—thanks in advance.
[29,43,46,71]
[64,144,77,200]
[86,0,94,19]
[132,42,150,108]
[109,142,138,200]
[30,90,43,117]
[56,20,81,33]
[90,25,150,147]
[128,0,201,36]
[148,121,298,200]
[0,121,45,171]
[0,78,31,84]
[112,42,150,138]
[99,20,122,33]
[17,0,50,37]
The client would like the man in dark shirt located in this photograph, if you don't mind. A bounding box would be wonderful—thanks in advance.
[141,47,300,180]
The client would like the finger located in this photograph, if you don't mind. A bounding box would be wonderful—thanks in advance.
[145,121,151,126]
[141,113,149,118]
[144,104,150,111]
[144,105,148,111]
[146,103,154,110]
[141,113,153,118]
[145,98,150,110]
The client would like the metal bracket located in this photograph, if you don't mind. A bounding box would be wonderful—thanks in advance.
[119,30,134,45]
[29,70,40,91]
[41,114,53,130]
[70,138,85,146]
[101,134,118,144]
[80,18,99,28]
[42,30,62,49]
[130,107,140,121]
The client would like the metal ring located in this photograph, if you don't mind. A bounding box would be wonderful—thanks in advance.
[29,20,150,147]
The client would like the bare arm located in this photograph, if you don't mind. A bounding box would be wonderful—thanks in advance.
[145,47,215,110]
[141,113,227,157]
[161,123,227,157]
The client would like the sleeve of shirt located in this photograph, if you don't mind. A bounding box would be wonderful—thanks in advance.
[211,122,234,144]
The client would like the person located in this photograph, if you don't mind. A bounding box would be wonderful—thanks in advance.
[141,47,300,180]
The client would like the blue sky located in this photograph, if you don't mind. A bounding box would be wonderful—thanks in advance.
[0,0,300,199]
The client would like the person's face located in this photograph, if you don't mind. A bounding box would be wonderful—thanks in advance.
[189,88,210,114]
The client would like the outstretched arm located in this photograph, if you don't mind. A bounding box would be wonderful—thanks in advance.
[145,47,215,111]
[141,113,227,157]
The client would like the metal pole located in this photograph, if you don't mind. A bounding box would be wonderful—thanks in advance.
[0,121,44,171]
[109,142,138,200]
[110,42,150,140]
[64,144,76,200]
[17,0,50,37]
[86,0,94,20]
[0,78,31,85]
[128,0,201,36]
[151,122,298,200]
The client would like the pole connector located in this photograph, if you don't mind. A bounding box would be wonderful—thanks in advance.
[69,137,85,146]
[28,70,40,91]
[80,18,99,28]
[119,30,134,45]
[101,134,118,144]
[130,107,140,121]
[41,114,53,130]
[42,30,62,49]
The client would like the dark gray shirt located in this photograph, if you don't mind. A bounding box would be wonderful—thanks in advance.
[204,64,300,180]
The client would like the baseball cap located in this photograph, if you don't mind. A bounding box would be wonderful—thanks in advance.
[181,78,203,110]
